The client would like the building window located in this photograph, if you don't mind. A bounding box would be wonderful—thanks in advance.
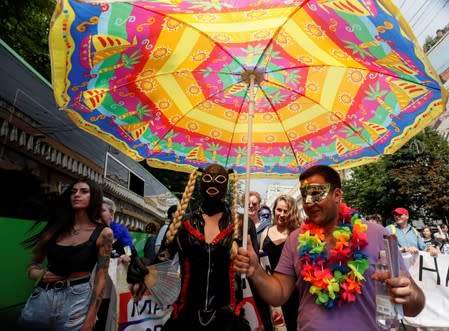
[105,153,145,196]
[130,171,144,196]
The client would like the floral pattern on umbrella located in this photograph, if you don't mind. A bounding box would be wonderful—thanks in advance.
[49,0,447,177]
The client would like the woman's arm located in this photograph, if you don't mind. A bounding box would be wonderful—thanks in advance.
[27,238,65,284]
[27,255,46,282]
[81,227,113,331]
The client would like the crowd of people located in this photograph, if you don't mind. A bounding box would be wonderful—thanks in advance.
[17,164,449,330]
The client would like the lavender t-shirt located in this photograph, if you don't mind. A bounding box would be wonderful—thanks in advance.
[275,222,408,331]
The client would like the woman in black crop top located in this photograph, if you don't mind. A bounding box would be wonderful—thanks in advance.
[18,179,113,331]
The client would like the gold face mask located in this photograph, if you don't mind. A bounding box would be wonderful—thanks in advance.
[300,183,331,204]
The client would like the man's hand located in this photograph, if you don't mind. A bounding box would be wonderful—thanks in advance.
[404,246,419,254]
[372,271,425,317]
[234,236,260,277]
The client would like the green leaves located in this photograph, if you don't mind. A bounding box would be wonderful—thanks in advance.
[0,0,55,80]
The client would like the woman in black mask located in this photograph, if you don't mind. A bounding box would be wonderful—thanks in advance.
[127,164,253,331]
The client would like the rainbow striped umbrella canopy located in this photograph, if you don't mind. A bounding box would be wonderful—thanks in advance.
[49,0,447,178]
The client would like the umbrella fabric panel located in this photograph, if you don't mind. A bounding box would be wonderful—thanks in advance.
[50,0,447,177]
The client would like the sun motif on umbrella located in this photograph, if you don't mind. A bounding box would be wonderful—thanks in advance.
[50,0,447,177]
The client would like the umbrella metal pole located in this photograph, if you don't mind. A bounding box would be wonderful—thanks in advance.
[242,74,256,249]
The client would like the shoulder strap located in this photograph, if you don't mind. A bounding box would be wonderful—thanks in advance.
[412,227,419,237]
[387,224,396,235]
[259,226,269,252]
[90,223,106,242]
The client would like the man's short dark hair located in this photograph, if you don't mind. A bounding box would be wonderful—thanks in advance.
[260,205,271,212]
[299,165,341,190]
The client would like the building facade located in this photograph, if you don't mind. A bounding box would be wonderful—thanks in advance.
[0,39,177,231]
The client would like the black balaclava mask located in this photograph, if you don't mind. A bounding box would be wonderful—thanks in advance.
[200,164,229,216]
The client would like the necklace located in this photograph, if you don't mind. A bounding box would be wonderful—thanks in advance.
[297,205,369,309]
[72,224,90,235]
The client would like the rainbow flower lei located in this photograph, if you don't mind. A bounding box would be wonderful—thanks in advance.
[297,204,369,309]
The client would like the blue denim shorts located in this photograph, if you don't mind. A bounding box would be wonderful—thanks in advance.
[18,282,92,331]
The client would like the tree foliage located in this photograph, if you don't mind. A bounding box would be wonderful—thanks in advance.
[342,128,449,223]
[0,0,54,80]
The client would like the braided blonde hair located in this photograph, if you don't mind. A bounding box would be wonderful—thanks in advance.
[165,169,200,244]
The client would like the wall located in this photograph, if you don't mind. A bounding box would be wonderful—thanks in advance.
[0,218,43,328]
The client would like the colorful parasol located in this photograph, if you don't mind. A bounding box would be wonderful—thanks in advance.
[49,0,447,179]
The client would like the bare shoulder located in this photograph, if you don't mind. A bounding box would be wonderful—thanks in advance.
[101,226,113,236]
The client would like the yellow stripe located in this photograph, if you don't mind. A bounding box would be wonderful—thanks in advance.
[156,28,201,114]
[49,0,75,107]
[183,112,287,133]
[190,111,234,131]
[157,75,195,115]
[171,6,295,24]
[159,28,201,73]
[234,121,285,133]
[320,68,345,111]
[284,19,343,66]
[189,18,286,33]
[282,104,326,130]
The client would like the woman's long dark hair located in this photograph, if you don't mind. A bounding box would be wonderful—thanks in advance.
[22,178,103,254]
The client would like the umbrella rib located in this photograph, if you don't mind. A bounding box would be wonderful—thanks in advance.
[152,77,246,150]
[252,1,308,71]
[266,64,442,90]
[223,88,248,170]
[71,0,445,173]
[106,69,239,94]
[129,2,247,71]
[264,78,382,155]
[257,84,302,171]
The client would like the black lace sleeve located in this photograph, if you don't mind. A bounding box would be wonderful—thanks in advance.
[155,222,184,263]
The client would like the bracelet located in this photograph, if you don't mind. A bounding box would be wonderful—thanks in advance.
[33,268,46,287]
